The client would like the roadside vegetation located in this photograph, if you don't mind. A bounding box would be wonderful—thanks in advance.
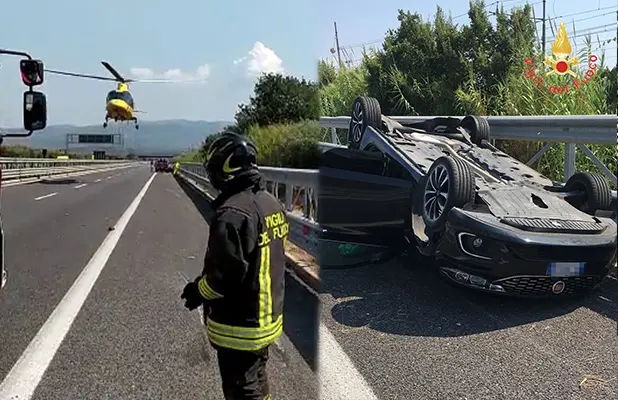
[176,73,323,168]
[320,1,617,182]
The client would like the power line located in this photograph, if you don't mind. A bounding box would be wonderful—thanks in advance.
[546,22,618,41]
[339,4,616,51]
[547,5,616,22]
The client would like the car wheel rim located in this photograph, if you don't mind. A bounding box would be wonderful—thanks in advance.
[424,165,449,222]
[350,102,364,143]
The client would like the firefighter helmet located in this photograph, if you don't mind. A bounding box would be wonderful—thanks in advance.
[204,132,258,190]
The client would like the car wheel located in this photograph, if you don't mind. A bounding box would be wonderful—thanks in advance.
[348,96,381,150]
[460,115,490,145]
[564,172,612,215]
[421,156,475,231]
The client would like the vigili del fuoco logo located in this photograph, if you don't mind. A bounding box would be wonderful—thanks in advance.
[523,21,599,95]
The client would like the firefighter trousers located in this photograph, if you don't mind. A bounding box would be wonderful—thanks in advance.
[214,344,271,400]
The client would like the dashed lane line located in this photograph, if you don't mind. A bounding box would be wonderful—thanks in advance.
[34,192,58,201]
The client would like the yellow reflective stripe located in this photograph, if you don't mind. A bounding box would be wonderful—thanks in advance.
[258,246,266,325]
[264,245,272,326]
[207,314,283,340]
[198,276,224,300]
[207,322,283,351]
[258,244,272,327]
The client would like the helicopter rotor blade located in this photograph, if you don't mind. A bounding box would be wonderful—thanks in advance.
[101,61,126,82]
[44,69,118,82]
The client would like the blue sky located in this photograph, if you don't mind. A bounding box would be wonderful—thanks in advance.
[0,0,318,127]
[318,0,617,68]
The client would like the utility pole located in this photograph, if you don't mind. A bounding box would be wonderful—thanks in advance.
[334,22,343,69]
[541,0,547,54]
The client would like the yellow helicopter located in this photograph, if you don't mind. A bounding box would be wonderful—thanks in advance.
[45,61,198,129]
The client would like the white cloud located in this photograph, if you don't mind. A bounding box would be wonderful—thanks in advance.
[129,64,211,82]
[234,42,284,77]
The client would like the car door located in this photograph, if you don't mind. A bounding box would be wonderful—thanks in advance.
[318,145,413,247]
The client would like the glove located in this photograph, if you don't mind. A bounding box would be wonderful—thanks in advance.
[181,280,204,311]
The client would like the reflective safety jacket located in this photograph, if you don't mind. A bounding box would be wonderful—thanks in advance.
[198,181,288,351]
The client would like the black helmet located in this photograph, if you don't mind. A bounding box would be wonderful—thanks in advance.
[204,132,258,190]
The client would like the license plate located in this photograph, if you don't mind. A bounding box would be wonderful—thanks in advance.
[546,262,585,277]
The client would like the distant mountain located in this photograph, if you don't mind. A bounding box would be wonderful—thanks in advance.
[0,119,232,155]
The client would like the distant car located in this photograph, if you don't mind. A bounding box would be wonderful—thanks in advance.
[154,160,169,172]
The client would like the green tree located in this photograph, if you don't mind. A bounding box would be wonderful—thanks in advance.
[234,73,320,133]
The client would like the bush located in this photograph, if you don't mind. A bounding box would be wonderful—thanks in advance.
[318,60,369,117]
[247,121,322,169]
[174,150,202,163]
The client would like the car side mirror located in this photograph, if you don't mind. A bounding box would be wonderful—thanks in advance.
[20,59,44,86]
[23,91,47,132]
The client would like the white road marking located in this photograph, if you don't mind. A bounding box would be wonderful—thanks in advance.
[106,176,113,180]
[318,323,378,399]
[0,172,156,400]
[74,183,88,189]
[94,179,102,183]
[284,266,377,398]
[34,192,58,201]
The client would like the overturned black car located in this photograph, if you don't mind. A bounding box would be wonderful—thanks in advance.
[319,96,617,297]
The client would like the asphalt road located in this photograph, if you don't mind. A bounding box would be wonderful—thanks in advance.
[0,165,318,400]
[319,244,618,400]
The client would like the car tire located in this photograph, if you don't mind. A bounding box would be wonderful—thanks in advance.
[564,172,612,215]
[460,115,490,145]
[348,96,381,150]
[421,156,475,231]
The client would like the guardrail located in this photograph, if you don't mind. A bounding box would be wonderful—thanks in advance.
[0,158,139,183]
[320,115,618,185]
[177,163,320,257]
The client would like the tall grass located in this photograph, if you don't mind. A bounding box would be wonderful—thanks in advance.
[457,46,617,183]
[247,121,322,168]
[318,64,369,118]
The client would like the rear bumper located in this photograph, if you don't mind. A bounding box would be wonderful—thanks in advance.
[434,208,617,297]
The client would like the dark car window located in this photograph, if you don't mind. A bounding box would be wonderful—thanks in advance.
[383,154,411,180]
[320,147,385,176]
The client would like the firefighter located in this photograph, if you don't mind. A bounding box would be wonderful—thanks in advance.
[181,132,287,400]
